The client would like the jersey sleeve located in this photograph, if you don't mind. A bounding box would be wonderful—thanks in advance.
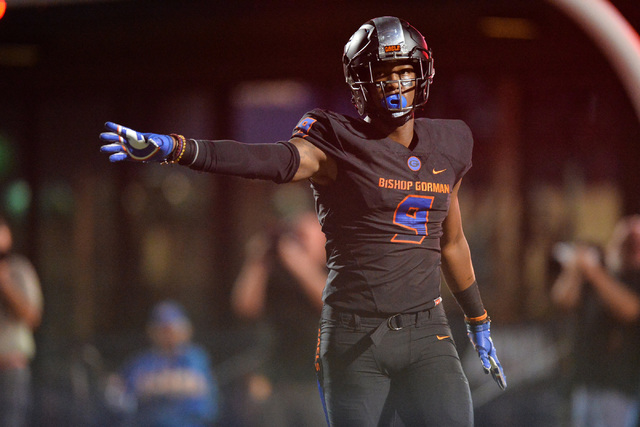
[432,119,473,185]
[453,120,474,183]
[290,109,347,161]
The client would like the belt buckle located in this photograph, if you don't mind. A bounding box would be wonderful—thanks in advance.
[387,313,403,331]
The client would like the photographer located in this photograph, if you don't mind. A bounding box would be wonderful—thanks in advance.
[231,209,327,427]
[551,215,640,427]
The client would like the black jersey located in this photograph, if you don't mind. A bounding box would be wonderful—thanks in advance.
[291,109,473,315]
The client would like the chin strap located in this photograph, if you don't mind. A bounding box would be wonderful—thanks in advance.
[365,110,413,130]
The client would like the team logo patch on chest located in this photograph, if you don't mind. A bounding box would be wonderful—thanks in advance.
[407,156,421,171]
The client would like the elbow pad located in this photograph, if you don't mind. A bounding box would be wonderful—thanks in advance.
[179,139,301,183]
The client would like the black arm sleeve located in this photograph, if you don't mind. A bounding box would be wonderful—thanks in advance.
[177,139,300,184]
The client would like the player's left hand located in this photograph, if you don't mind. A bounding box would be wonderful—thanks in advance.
[99,122,175,162]
[466,320,507,390]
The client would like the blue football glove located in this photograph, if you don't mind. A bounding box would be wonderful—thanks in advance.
[100,122,175,162]
[466,320,507,390]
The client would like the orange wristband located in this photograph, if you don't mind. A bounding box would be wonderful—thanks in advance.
[465,310,490,325]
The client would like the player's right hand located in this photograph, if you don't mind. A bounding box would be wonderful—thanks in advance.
[99,122,175,162]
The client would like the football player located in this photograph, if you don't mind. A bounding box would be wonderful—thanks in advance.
[100,16,506,426]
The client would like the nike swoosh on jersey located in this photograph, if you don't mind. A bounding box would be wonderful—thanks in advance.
[437,335,450,340]
[432,168,447,175]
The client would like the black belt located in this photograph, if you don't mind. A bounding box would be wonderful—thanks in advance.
[322,297,442,346]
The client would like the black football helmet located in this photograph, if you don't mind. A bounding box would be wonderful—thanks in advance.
[343,16,434,122]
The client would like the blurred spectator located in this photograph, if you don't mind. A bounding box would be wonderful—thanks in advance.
[231,210,327,427]
[551,215,640,427]
[0,216,43,427]
[106,300,219,427]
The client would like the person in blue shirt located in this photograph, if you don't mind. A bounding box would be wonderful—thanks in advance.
[109,301,219,427]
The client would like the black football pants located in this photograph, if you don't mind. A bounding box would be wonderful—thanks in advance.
[316,303,473,427]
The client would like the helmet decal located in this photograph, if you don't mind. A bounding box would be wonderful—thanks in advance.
[343,16,434,121]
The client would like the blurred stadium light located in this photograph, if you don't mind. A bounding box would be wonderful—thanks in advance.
[549,0,640,121]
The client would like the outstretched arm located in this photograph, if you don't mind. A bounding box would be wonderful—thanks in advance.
[99,123,336,184]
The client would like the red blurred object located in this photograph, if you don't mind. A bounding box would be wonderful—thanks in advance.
[0,1,5,20]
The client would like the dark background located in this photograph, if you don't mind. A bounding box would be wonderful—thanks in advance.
[0,1,639,425]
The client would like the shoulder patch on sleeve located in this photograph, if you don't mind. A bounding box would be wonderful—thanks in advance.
[292,116,318,138]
